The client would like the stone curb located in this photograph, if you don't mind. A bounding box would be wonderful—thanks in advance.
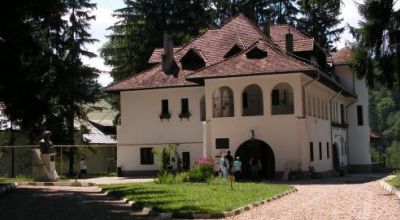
[0,183,17,195]
[16,181,96,187]
[102,187,298,219]
[380,176,400,199]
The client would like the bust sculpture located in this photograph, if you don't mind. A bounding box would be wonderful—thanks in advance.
[39,130,55,154]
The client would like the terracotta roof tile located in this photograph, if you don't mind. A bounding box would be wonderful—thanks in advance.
[332,47,352,65]
[187,40,315,80]
[105,14,316,92]
[148,47,182,63]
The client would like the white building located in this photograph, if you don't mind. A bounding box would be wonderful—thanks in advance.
[106,14,371,177]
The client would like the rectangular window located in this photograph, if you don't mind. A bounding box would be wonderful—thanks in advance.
[181,98,189,114]
[162,99,169,114]
[272,90,280,105]
[357,105,364,125]
[182,152,190,170]
[340,104,345,124]
[242,92,248,108]
[341,143,344,156]
[319,142,322,160]
[140,148,154,165]
[326,142,330,159]
[216,138,229,149]
[310,142,314,162]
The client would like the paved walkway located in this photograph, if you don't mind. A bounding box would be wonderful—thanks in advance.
[229,175,400,220]
[76,176,154,185]
[1,175,399,220]
[0,185,150,220]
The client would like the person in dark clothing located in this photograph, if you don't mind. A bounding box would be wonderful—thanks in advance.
[226,151,234,174]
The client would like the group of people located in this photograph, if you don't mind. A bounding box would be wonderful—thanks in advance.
[219,151,243,180]
[219,151,263,181]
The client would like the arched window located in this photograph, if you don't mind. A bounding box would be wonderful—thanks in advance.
[271,83,294,115]
[213,86,234,117]
[242,84,263,116]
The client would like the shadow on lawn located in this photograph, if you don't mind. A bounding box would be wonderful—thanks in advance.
[0,187,154,220]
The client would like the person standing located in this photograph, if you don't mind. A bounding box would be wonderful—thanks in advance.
[80,157,87,177]
[249,157,261,181]
[233,157,242,181]
[220,154,230,177]
[226,151,234,174]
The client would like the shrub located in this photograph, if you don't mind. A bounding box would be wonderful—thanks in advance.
[155,172,176,184]
[174,172,189,183]
[187,163,214,183]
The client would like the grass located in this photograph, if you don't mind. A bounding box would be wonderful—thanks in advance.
[0,175,71,184]
[101,178,292,214]
[0,175,32,184]
[386,173,400,189]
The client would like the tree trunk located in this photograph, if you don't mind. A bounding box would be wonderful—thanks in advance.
[8,120,16,178]
[66,110,75,177]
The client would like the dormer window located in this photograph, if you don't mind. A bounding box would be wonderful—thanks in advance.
[180,49,206,71]
[224,44,243,58]
[246,47,268,59]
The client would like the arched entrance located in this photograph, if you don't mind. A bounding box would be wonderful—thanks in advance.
[235,139,275,179]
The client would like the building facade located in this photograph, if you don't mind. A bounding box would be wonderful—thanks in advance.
[106,14,371,177]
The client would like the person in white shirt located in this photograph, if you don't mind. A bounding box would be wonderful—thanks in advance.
[233,157,242,181]
[80,157,87,176]
[220,154,230,177]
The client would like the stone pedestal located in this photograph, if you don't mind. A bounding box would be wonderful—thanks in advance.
[32,149,59,182]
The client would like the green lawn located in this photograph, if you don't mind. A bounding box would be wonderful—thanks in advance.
[101,179,293,214]
[387,174,400,189]
[0,175,71,184]
[0,176,32,184]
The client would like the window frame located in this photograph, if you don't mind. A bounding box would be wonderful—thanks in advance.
[310,142,314,162]
[161,99,169,115]
[357,105,364,126]
[140,147,154,165]
[326,142,330,159]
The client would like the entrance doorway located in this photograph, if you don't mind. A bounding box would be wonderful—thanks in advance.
[332,143,339,171]
[235,139,275,179]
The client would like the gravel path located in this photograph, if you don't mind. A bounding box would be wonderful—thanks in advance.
[0,185,149,220]
[229,176,400,220]
[0,175,398,220]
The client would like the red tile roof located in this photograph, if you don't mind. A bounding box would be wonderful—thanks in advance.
[187,40,315,80]
[332,47,352,65]
[148,47,182,64]
[269,25,314,52]
[148,24,315,64]
[105,14,320,92]
[106,14,266,91]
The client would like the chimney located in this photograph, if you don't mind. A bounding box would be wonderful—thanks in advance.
[285,31,293,53]
[162,32,174,72]
[263,20,270,38]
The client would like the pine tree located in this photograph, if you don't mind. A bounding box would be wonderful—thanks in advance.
[101,0,212,81]
[269,0,299,25]
[351,0,400,89]
[298,0,344,51]
[55,0,100,176]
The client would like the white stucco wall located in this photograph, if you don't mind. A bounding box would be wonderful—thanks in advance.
[303,75,350,172]
[335,65,371,166]
[204,73,309,172]
[116,68,371,175]
[117,87,205,172]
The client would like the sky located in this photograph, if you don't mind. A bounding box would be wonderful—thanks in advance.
[84,0,363,87]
